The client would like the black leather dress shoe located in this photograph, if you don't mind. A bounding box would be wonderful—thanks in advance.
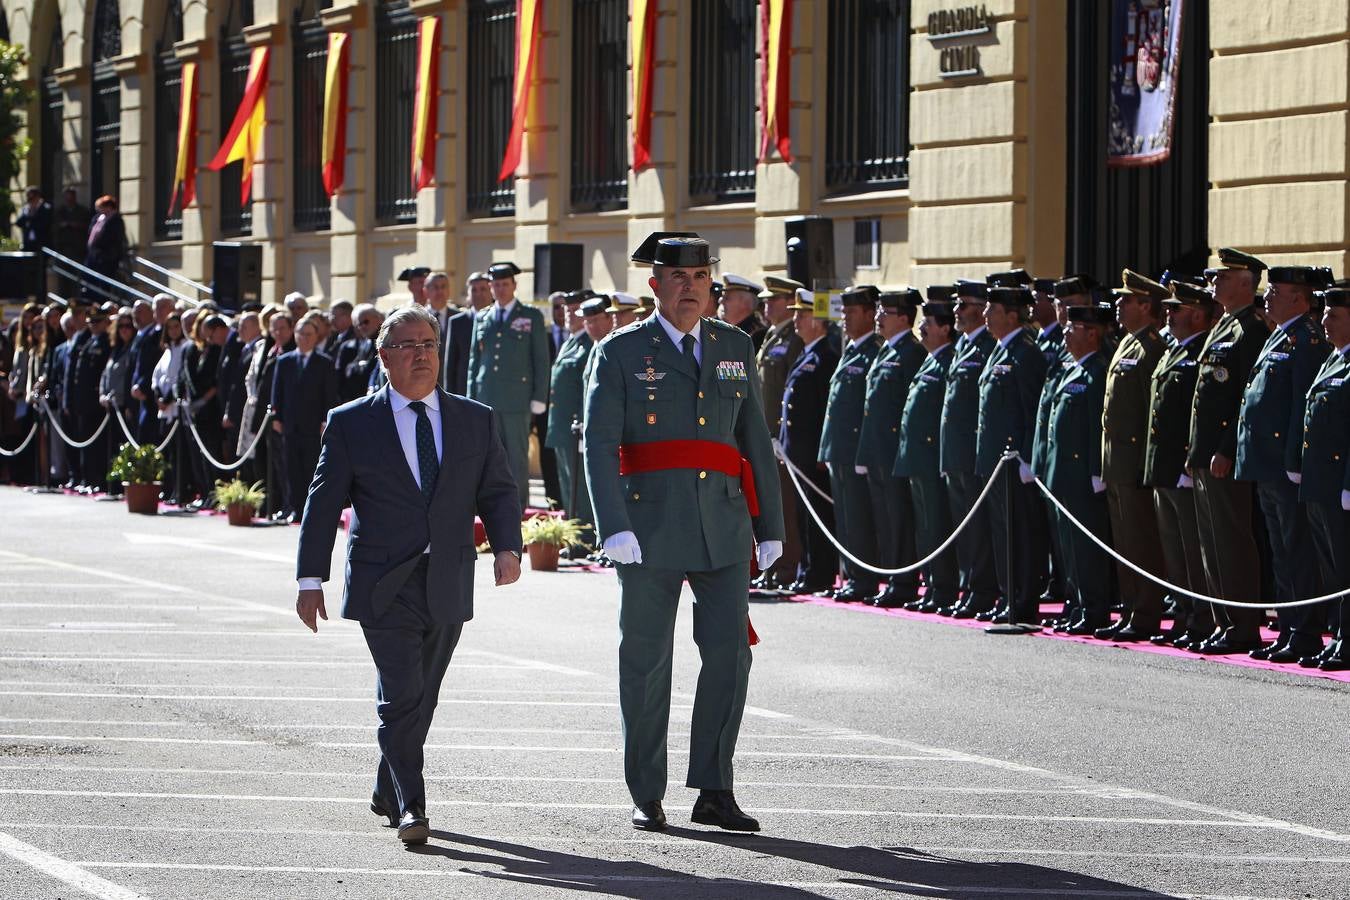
[1249,639,1284,661]
[1268,643,1322,664]
[1093,619,1126,640]
[902,598,927,612]
[786,580,832,596]
[1150,624,1186,646]
[1066,618,1106,636]
[833,583,871,603]
[1319,655,1349,671]
[691,790,760,832]
[370,793,398,827]
[398,808,429,845]
[974,607,999,623]
[631,801,667,831]
[1198,637,1264,655]
[1109,624,1158,643]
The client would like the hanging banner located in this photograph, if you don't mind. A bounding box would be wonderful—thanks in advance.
[1107,0,1183,167]
[498,0,542,182]
[412,17,440,191]
[759,0,792,163]
[207,46,270,204]
[631,0,656,171]
[321,32,351,197]
[168,61,198,214]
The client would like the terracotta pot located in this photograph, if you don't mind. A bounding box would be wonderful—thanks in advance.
[226,503,256,527]
[527,542,560,572]
[123,482,161,515]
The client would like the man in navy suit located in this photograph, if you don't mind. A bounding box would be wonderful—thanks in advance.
[270,311,339,523]
[129,295,173,442]
[442,271,490,396]
[295,304,522,846]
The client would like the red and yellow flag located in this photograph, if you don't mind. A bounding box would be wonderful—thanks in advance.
[498,0,542,183]
[168,61,198,214]
[207,46,270,205]
[321,33,351,197]
[412,17,440,191]
[759,0,793,163]
[631,0,656,171]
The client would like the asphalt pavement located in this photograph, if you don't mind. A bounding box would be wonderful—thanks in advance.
[0,485,1346,899]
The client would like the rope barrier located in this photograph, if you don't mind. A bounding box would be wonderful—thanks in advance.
[112,403,140,447]
[180,401,272,472]
[37,400,111,450]
[107,402,181,454]
[0,421,39,457]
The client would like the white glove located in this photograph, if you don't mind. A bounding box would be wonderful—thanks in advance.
[756,540,783,571]
[1342,489,1350,512]
[1018,462,1034,484]
[603,530,642,565]
[1286,471,1302,485]
[530,400,547,415]
[854,465,867,475]
[1091,476,1106,494]
[1177,474,1194,489]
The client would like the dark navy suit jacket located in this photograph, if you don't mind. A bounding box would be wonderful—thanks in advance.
[778,337,840,472]
[270,349,339,436]
[296,386,522,624]
[443,310,474,396]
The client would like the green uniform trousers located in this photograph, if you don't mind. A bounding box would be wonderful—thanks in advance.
[1153,486,1213,639]
[553,432,594,539]
[1192,470,1263,640]
[828,463,879,593]
[616,560,752,805]
[496,410,532,508]
[908,471,960,607]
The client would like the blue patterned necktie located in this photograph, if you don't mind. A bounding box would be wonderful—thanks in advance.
[407,400,439,503]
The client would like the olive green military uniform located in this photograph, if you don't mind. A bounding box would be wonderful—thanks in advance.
[584,314,784,805]
[545,330,595,527]
[1032,323,1072,606]
[819,332,882,596]
[756,316,805,582]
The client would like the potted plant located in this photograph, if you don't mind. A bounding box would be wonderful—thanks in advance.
[108,442,166,515]
[213,478,266,527]
[520,515,591,572]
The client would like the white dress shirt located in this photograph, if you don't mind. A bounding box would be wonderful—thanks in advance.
[655,312,702,365]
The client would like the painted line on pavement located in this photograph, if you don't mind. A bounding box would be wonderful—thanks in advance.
[0,830,149,900]
[0,681,616,694]
[0,660,532,670]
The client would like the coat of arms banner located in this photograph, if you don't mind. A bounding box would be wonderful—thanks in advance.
[1108,0,1184,167]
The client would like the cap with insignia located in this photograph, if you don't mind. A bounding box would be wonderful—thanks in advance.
[986,269,1033,288]
[921,299,955,317]
[1323,286,1350,307]
[647,236,719,268]
[606,291,641,313]
[722,273,765,296]
[1120,269,1170,300]
[925,284,956,301]
[786,288,816,311]
[840,284,880,308]
[758,274,805,299]
[1066,303,1116,325]
[954,279,987,301]
[486,261,521,280]
[467,271,489,284]
[987,285,1033,307]
[631,231,701,266]
[397,266,431,281]
[1216,247,1268,274]
[1165,281,1214,306]
[580,297,609,317]
[638,295,656,310]
[878,288,922,311]
[1268,266,1334,287]
[1053,274,1097,298]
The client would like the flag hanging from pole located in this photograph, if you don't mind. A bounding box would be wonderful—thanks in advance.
[321,32,351,197]
[168,61,198,215]
[412,17,441,191]
[631,0,656,171]
[207,46,270,206]
[759,0,793,163]
[498,0,542,182]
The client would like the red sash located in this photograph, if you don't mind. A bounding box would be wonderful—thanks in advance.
[618,439,760,517]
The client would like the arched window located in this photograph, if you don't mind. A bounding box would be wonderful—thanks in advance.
[689,0,755,204]
[219,0,254,236]
[39,17,65,202]
[466,0,515,217]
[374,1,417,226]
[154,1,185,240]
[90,0,123,203]
[292,0,329,231]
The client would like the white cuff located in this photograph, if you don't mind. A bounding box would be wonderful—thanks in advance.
[1342,489,1350,512]
[1090,476,1106,494]
[297,577,323,592]
[1018,462,1034,484]
[854,465,867,475]
[530,400,547,415]
[756,540,783,571]
[1286,471,1302,485]
[1177,474,1194,489]
[602,530,642,565]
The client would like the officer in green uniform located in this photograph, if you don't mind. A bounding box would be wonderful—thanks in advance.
[1237,265,1332,662]
[467,261,552,508]
[819,286,883,602]
[546,295,610,549]
[1187,248,1272,654]
[1143,279,1218,649]
[856,288,926,606]
[940,280,999,617]
[584,236,784,833]
[1296,285,1350,670]
[1045,304,1115,633]
[895,291,960,613]
[752,275,806,590]
[976,279,1048,626]
[1098,270,1170,641]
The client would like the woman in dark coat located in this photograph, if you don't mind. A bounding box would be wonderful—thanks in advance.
[84,195,127,282]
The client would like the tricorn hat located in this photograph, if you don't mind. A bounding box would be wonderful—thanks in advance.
[486,261,521,280]
[398,266,431,281]
[840,284,880,308]
[1067,303,1116,325]
[631,231,702,266]
[647,236,719,268]
[879,288,922,311]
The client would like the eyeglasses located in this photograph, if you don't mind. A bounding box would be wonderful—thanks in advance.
[384,341,439,354]
[118,324,135,330]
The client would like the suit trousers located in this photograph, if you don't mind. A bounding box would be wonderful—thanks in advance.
[283,430,322,522]
[1153,487,1213,638]
[775,462,803,579]
[265,430,287,517]
[943,470,998,607]
[1255,480,1322,647]
[988,467,1046,623]
[866,471,918,597]
[1055,488,1112,624]
[615,560,752,804]
[1106,482,1167,627]
[361,558,463,816]
[1305,501,1346,654]
[793,462,838,589]
[909,472,959,607]
[76,411,109,489]
[828,463,879,592]
[1043,496,1070,603]
[496,410,532,509]
[1192,470,1263,640]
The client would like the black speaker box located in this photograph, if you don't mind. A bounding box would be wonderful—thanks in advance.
[0,252,44,300]
[784,216,836,288]
[212,242,263,311]
[533,243,584,297]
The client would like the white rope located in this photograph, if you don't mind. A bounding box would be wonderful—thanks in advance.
[37,400,111,450]
[153,419,180,454]
[772,438,1007,577]
[0,421,39,457]
[181,402,271,472]
[112,403,140,447]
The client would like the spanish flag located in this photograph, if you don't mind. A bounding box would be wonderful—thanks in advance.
[759,0,793,163]
[207,46,270,205]
[631,0,656,171]
[497,0,542,183]
[411,17,440,192]
[168,61,198,215]
[321,33,350,197]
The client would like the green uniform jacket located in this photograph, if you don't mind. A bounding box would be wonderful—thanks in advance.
[544,331,593,450]
[1031,327,1071,479]
[1143,333,1206,489]
[1236,314,1328,482]
[940,327,996,476]
[1187,304,1270,469]
[1297,348,1350,504]
[1036,323,1065,373]
[466,301,551,409]
[818,334,881,464]
[894,343,953,478]
[857,332,925,471]
[583,316,785,571]
[1045,353,1108,496]
[1101,325,1166,485]
[975,329,1046,477]
[756,318,803,433]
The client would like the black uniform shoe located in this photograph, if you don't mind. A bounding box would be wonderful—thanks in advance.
[1318,655,1349,671]
[1197,637,1264,655]
[1249,639,1284,661]
[833,584,868,603]
[1110,624,1159,643]
[691,790,760,832]
[1066,618,1106,636]
[786,580,832,596]
[398,808,429,845]
[1268,642,1322,664]
[370,794,398,827]
[631,801,667,831]
[1093,619,1127,640]
[1150,624,1187,646]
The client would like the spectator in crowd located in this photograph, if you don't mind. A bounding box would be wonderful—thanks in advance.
[69,302,112,492]
[84,195,126,282]
[336,304,382,402]
[54,189,92,287]
[324,300,356,357]
[100,308,138,497]
[239,309,293,516]
[399,266,430,306]
[284,292,309,322]
[14,186,52,253]
[182,314,229,507]
[36,310,78,488]
[222,310,262,472]
[5,305,46,483]
[424,274,455,340]
[443,273,489,395]
[152,312,190,504]
[270,311,337,524]
[131,295,173,443]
